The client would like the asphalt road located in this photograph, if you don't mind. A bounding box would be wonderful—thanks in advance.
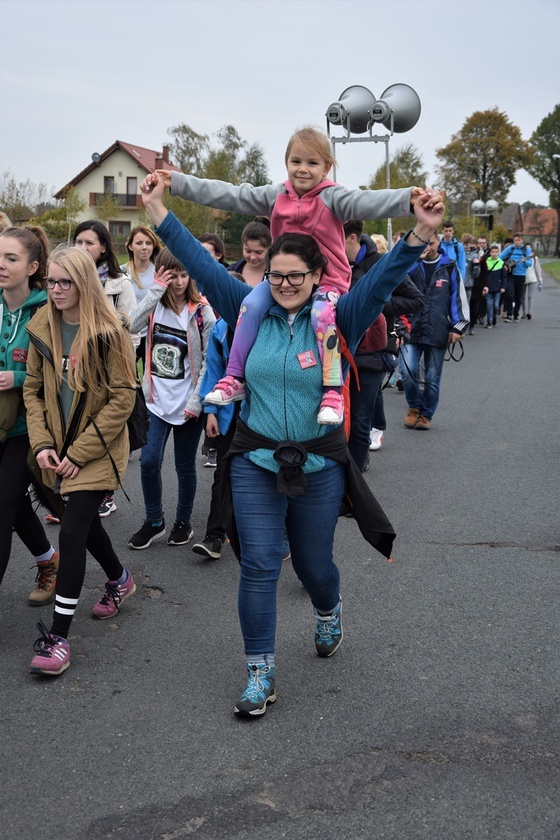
[2,271,559,840]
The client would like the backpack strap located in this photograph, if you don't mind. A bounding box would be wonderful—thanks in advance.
[338,329,360,441]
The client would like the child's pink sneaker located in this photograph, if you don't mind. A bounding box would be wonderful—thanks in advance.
[317,390,344,425]
[204,375,247,406]
[29,621,70,676]
[91,571,136,620]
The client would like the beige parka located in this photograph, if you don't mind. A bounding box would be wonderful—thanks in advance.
[23,306,136,495]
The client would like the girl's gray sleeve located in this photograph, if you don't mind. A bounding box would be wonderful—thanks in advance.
[170,172,281,215]
[321,184,413,221]
[129,284,166,333]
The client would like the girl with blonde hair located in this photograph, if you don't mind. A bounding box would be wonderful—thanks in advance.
[24,246,137,676]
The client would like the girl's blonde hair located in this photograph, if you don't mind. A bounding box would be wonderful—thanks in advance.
[154,248,202,315]
[47,246,136,395]
[124,226,161,288]
[370,234,388,254]
[284,125,335,169]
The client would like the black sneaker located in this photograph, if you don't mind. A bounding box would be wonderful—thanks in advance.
[128,519,166,550]
[98,493,116,518]
[192,537,222,559]
[204,449,217,468]
[167,520,194,546]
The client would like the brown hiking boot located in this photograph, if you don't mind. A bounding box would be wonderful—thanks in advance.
[415,415,431,430]
[28,552,59,606]
[404,408,420,428]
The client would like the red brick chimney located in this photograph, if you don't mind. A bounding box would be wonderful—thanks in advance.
[155,145,170,169]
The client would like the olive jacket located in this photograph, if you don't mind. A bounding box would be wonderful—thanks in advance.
[23,306,136,494]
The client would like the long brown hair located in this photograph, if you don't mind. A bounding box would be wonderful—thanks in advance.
[46,247,136,395]
[0,225,50,289]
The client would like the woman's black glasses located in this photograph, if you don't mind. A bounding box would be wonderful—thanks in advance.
[45,278,74,290]
[264,270,314,287]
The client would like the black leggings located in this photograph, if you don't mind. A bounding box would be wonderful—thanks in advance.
[0,434,51,585]
[51,490,124,637]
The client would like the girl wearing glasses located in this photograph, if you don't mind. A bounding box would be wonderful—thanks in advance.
[24,246,137,676]
[154,126,423,426]
[140,171,444,717]
[74,220,138,518]
[0,226,59,603]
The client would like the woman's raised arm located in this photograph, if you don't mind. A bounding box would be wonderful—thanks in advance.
[140,172,250,328]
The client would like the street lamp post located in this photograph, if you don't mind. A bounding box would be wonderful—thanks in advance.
[325,83,421,249]
[471,199,500,240]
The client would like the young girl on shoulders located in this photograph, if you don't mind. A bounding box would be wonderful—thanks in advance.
[155,126,422,424]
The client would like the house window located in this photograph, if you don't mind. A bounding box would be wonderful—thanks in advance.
[126,177,137,207]
[109,221,131,240]
[104,176,115,195]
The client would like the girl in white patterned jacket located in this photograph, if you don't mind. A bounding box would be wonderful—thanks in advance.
[127,247,215,550]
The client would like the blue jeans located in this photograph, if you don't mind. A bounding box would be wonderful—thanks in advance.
[141,412,204,523]
[485,291,500,324]
[348,369,386,471]
[400,342,446,420]
[230,455,345,656]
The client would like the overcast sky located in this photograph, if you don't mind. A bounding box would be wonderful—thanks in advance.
[1,0,558,207]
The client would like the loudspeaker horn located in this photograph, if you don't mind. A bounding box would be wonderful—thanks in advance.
[326,85,376,135]
[369,83,421,133]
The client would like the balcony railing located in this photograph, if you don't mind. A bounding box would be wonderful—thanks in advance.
[89,193,142,208]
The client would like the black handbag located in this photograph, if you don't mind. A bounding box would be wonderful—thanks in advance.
[127,383,149,451]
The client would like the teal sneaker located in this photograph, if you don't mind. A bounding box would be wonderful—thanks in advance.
[314,601,343,657]
[234,662,276,717]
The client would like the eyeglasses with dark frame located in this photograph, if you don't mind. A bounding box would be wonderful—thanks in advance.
[264,269,315,287]
[45,277,74,291]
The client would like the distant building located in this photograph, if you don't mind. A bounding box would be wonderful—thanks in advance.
[497,203,524,239]
[521,208,558,255]
[54,141,182,239]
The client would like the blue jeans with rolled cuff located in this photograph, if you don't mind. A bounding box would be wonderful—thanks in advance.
[230,454,345,656]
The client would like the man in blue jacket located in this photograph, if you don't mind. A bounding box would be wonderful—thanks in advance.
[500,233,532,322]
[439,220,466,280]
[401,234,469,430]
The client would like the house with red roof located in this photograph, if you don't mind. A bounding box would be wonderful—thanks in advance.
[521,208,558,256]
[54,141,181,240]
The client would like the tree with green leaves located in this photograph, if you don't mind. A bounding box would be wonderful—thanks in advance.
[165,123,270,248]
[364,143,427,238]
[526,104,560,257]
[435,109,533,212]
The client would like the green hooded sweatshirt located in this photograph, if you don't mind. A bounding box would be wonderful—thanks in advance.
[0,286,47,438]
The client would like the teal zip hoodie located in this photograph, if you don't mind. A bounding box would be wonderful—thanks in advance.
[0,286,47,438]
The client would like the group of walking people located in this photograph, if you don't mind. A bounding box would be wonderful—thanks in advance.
[1,125,446,718]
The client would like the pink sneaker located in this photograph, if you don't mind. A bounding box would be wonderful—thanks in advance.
[317,390,344,425]
[91,571,136,620]
[204,375,246,406]
[29,621,70,676]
